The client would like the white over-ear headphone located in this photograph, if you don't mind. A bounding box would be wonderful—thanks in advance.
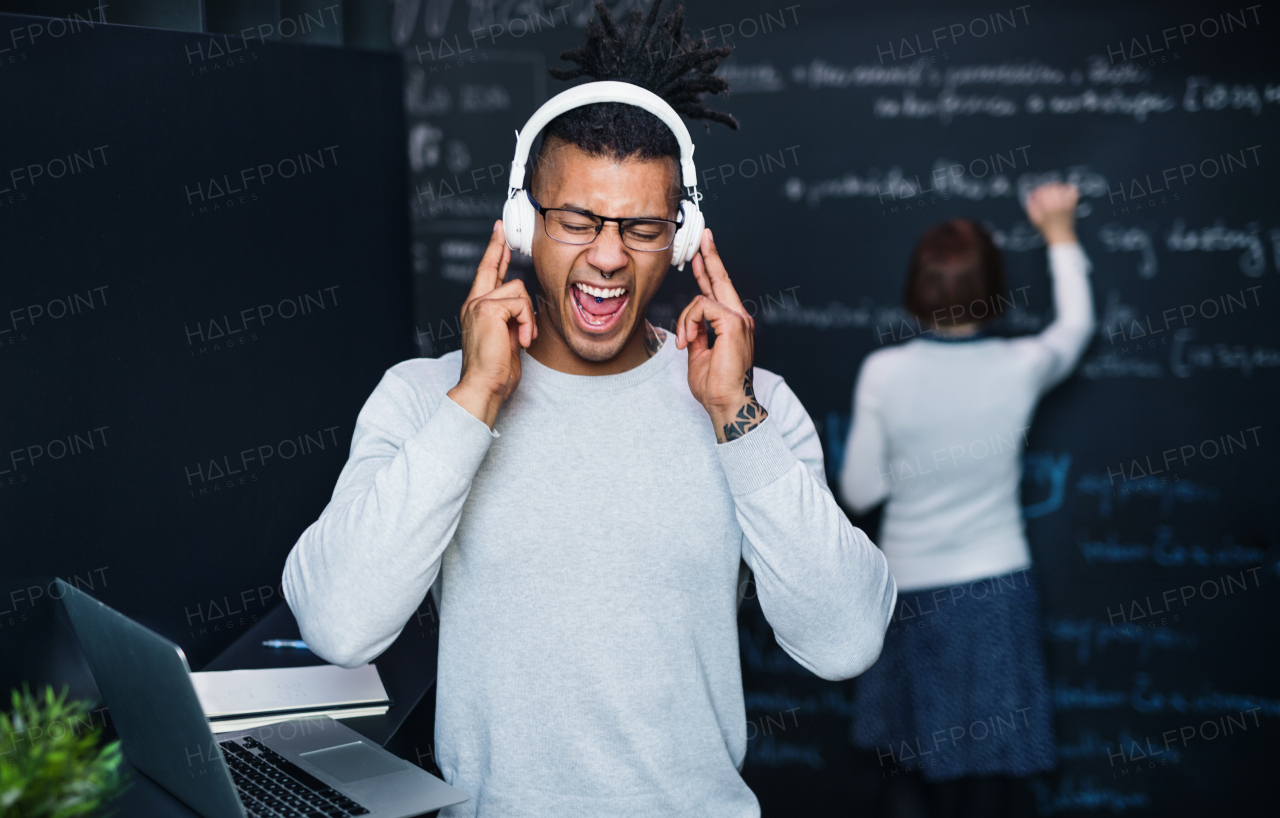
[502,80,705,271]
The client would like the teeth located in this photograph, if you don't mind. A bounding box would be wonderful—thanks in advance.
[575,282,626,299]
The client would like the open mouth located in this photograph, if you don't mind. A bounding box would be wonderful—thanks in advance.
[570,282,629,333]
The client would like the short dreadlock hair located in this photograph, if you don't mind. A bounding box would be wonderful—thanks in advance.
[531,1,737,197]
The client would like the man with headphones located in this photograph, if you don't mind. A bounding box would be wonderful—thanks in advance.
[284,4,895,816]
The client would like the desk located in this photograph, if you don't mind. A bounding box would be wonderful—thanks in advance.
[201,601,440,746]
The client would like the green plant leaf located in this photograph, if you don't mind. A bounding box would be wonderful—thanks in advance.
[0,684,129,818]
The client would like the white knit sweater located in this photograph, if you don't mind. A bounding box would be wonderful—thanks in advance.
[840,243,1094,591]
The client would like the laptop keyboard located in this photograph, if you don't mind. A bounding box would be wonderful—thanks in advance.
[220,736,371,818]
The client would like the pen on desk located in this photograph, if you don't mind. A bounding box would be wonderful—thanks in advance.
[261,639,310,650]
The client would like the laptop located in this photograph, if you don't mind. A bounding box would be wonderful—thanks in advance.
[58,580,467,818]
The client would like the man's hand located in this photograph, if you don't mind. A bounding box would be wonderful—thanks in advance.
[446,221,537,429]
[1025,182,1079,246]
[675,229,768,443]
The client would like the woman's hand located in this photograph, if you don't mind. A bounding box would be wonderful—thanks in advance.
[1025,183,1079,246]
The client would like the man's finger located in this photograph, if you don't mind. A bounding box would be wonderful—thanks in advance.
[497,242,511,284]
[674,294,722,349]
[505,294,536,348]
[675,295,702,349]
[469,220,510,300]
[697,229,747,313]
[488,279,536,338]
[477,295,537,348]
[487,278,530,299]
[689,250,715,300]
[679,294,748,350]
[675,296,709,353]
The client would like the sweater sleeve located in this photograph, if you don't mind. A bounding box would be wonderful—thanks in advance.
[716,376,897,681]
[1023,242,1096,392]
[839,357,890,515]
[282,366,496,668]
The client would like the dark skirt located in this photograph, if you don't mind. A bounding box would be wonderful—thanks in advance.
[852,567,1056,782]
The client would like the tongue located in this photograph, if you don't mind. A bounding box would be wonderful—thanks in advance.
[578,290,626,316]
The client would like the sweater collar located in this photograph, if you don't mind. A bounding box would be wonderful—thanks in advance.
[921,329,989,344]
[519,328,677,393]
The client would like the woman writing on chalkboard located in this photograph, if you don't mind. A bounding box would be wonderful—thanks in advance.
[840,183,1094,815]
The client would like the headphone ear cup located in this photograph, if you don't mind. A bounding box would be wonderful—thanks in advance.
[502,191,537,256]
[671,200,704,270]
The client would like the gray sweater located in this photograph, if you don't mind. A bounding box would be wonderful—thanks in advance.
[282,333,896,817]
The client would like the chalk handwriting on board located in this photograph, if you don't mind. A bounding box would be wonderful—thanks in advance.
[761,299,889,331]
[746,736,826,770]
[716,59,785,93]
[1098,223,1158,278]
[1029,775,1150,814]
[1170,328,1280,377]
[391,0,464,43]
[1024,452,1072,519]
[1058,731,1182,764]
[942,62,1066,88]
[1183,76,1269,114]
[875,86,1176,123]
[444,139,470,173]
[1075,474,1217,517]
[794,57,1150,90]
[799,56,1280,124]
[1080,354,1164,380]
[1044,617,1198,664]
[408,123,443,172]
[459,83,511,112]
[405,69,452,115]
[1016,167,1110,202]
[785,163,1107,209]
[985,220,1044,251]
[1085,55,1149,86]
[1075,527,1263,568]
[873,89,1019,123]
[1098,290,1142,346]
[1165,219,1267,277]
[1055,673,1280,718]
[1031,88,1175,122]
[791,58,928,88]
[391,0,424,46]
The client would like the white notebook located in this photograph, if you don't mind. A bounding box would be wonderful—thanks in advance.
[190,664,392,734]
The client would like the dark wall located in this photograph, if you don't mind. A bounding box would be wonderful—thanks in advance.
[1,13,413,680]
[395,0,1279,814]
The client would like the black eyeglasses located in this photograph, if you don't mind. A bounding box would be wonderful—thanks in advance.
[526,192,683,252]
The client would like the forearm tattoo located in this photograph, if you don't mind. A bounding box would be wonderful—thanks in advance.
[718,371,769,443]
[644,320,666,358]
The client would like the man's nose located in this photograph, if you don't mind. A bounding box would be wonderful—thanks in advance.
[584,223,628,276]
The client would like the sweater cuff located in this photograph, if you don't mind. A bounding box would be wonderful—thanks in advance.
[1049,241,1090,273]
[412,395,498,480]
[715,416,799,496]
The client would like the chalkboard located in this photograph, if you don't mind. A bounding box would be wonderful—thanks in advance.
[394,0,1279,813]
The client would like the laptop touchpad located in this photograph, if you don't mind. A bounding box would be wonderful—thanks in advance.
[300,741,408,783]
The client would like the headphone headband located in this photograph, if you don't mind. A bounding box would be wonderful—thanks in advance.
[506,80,699,193]
[501,80,705,270]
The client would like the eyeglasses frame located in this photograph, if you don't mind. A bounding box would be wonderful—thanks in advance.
[524,191,685,252]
